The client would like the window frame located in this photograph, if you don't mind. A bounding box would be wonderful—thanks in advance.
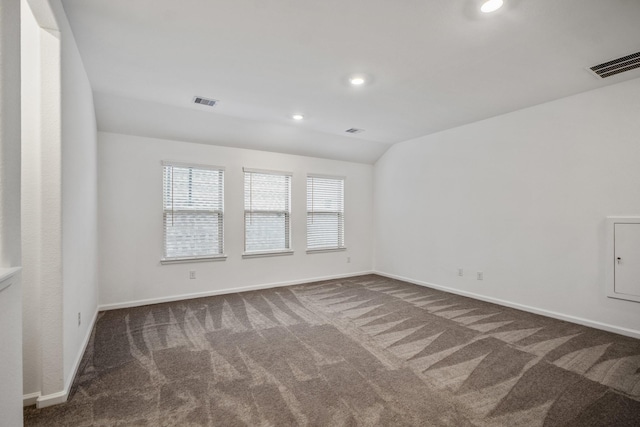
[160,161,227,265]
[306,174,346,253]
[242,168,294,259]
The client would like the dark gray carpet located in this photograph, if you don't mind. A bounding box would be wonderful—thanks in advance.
[24,274,640,426]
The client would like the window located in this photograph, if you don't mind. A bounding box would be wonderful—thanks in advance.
[307,175,345,251]
[244,169,292,256]
[162,162,225,263]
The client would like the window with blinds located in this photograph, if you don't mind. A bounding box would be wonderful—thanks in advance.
[307,175,345,251]
[244,169,292,255]
[162,163,225,262]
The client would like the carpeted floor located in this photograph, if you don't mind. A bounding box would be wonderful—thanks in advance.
[24,274,640,426]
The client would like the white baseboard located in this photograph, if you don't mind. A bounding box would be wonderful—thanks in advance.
[35,390,67,408]
[22,392,39,407]
[98,271,375,311]
[375,271,640,340]
[24,307,100,408]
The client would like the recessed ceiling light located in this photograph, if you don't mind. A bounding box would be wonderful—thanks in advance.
[349,76,366,86]
[481,0,503,13]
[292,114,304,121]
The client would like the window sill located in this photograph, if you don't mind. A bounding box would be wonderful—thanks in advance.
[160,255,227,265]
[306,247,347,254]
[242,250,294,259]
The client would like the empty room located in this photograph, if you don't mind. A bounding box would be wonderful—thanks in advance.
[1,0,640,425]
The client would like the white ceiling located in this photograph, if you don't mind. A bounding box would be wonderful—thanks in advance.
[61,0,640,164]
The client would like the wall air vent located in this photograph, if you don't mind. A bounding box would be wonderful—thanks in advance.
[193,96,218,107]
[345,128,364,134]
[589,51,640,78]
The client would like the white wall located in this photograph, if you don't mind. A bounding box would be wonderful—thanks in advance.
[20,0,44,399]
[0,272,23,427]
[0,0,24,424]
[21,0,65,400]
[374,77,640,337]
[1,0,21,268]
[98,132,373,307]
[56,0,99,390]
[21,0,98,405]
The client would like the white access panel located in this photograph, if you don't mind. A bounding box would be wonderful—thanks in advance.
[614,224,640,298]
[606,217,640,303]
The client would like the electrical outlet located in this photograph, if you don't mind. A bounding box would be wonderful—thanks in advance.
[78,312,81,326]
[477,272,483,281]
[458,268,463,277]
[189,270,196,279]
[347,257,351,263]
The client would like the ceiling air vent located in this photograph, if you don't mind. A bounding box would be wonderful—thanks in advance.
[345,128,364,134]
[589,51,640,78]
[193,96,218,107]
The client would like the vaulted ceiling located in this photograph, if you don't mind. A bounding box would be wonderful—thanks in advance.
[61,0,640,163]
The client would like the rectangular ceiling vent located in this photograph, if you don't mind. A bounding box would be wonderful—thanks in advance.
[193,96,218,107]
[589,51,640,78]
[345,128,364,134]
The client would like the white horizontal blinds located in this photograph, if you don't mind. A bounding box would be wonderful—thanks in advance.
[163,164,224,259]
[307,175,344,249]
[244,170,291,253]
